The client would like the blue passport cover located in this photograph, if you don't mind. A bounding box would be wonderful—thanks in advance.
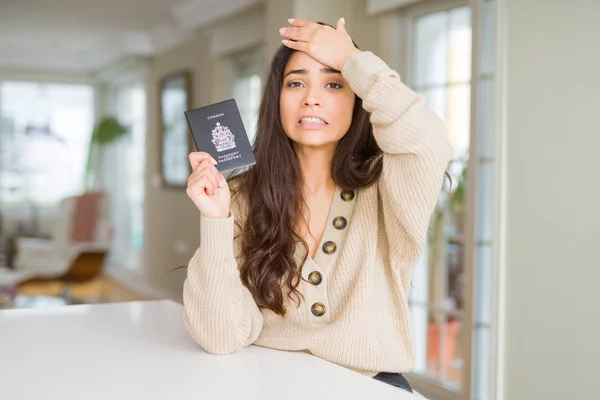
[184,98,256,173]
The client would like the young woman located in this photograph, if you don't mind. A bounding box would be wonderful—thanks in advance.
[182,18,453,392]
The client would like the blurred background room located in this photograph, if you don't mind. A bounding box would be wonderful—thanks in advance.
[0,0,597,399]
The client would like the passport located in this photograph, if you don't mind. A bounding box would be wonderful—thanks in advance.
[184,98,256,173]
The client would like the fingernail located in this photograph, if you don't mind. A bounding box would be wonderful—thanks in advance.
[287,18,294,23]
[341,17,346,24]
[212,158,217,165]
[279,28,286,34]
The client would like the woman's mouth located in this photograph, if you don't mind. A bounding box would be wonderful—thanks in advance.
[298,116,328,129]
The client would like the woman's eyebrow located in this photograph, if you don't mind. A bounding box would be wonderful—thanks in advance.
[284,67,341,78]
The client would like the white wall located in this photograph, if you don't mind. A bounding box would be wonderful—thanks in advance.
[208,5,265,58]
[139,4,270,302]
[142,31,213,302]
[502,0,600,399]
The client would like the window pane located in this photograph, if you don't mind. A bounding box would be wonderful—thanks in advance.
[445,240,464,313]
[234,74,262,144]
[410,5,472,390]
[476,161,495,242]
[427,316,462,383]
[121,85,146,270]
[410,253,430,304]
[0,82,93,204]
[231,48,263,146]
[448,7,472,83]
[160,76,189,186]
[474,327,492,399]
[475,244,493,325]
[421,87,447,121]
[426,317,442,379]
[413,11,448,87]
[478,78,496,159]
[444,317,464,386]
[480,0,497,76]
[447,83,471,161]
[422,85,471,164]
[410,303,429,374]
[128,87,146,257]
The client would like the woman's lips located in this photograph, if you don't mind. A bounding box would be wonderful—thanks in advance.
[298,116,328,129]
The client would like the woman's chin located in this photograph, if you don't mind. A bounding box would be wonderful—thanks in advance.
[290,131,342,149]
[294,138,338,149]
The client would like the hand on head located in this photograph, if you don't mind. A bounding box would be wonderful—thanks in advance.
[279,18,360,72]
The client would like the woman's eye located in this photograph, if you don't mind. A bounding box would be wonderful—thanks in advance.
[286,81,303,88]
[326,82,344,89]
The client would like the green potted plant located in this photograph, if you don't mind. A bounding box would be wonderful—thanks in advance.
[84,116,128,189]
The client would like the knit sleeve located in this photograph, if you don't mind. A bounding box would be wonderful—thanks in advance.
[341,51,454,283]
[182,196,263,354]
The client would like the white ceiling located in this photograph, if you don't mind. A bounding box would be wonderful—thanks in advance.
[0,0,260,74]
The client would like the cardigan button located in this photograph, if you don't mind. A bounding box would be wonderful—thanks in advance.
[322,241,337,255]
[308,271,323,285]
[333,216,347,230]
[311,302,326,317]
[340,189,355,202]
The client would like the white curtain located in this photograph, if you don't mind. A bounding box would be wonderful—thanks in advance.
[89,82,146,271]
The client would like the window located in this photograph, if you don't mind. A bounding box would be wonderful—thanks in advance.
[0,82,94,205]
[234,74,262,144]
[115,85,146,270]
[408,4,472,391]
[95,82,146,271]
[226,47,264,144]
[399,1,500,399]
[471,1,499,399]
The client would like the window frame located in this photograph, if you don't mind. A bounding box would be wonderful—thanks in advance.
[221,45,265,101]
[387,1,494,399]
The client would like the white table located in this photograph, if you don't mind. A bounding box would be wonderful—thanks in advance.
[0,300,418,399]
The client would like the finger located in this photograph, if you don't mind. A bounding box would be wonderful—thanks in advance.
[201,174,219,196]
[217,173,227,188]
[188,168,219,194]
[190,157,217,177]
[188,175,215,197]
[282,39,308,53]
[335,17,346,31]
[192,166,219,190]
[205,171,227,194]
[188,152,217,169]
[287,18,318,28]
[202,169,221,194]
[206,167,221,190]
[200,176,217,196]
[279,26,313,43]
[194,158,217,174]
[191,161,219,186]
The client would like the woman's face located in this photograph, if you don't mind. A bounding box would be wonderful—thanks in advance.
[279,51,355,149]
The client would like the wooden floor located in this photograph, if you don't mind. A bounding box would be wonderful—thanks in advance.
[17,275,149,304]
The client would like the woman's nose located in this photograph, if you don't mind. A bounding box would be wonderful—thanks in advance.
[302,91,322,106]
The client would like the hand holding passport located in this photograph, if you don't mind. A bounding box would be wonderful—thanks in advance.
[185,99,256,173]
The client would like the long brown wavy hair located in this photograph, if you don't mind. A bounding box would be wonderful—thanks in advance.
[232,40,384,316]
